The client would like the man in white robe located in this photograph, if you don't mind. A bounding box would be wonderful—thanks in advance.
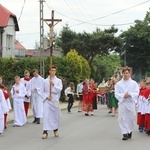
[11,76,27,127]
[42,66,63,139]
[30,69,44,124]
[115,68,139,140]
[0,89,9,134]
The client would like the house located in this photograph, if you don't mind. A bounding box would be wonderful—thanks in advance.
[15,40,32,58]
[0,4,19,58]
[28,48,62,57]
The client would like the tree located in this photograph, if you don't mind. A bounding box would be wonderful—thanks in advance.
[66,49,91,83]
[119,10,150,80]
[57,24,77,55]
[58,25,121,67]
[92,54,121,83]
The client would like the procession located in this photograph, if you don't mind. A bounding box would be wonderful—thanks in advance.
[0,67,150,141]
[0,2,150,149]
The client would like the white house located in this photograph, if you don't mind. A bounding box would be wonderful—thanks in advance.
[0,4,19,58]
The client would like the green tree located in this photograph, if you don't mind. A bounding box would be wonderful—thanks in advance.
[66,49,90,83]
[58,25,121,68]
[119,11,150,80]
[92,54,121,83]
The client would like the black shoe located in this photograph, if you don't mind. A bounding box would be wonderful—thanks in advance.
[146,130,150,135]
[36,118,40,124]
[85,113,89,116]
[128,132,132,139]
[32,117,37,123]
[122,134,128,140]
[4,126,7,129]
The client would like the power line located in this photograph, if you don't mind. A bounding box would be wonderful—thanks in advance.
[71,0,150,26]
[46,0,150,27]
[18,0,26,22]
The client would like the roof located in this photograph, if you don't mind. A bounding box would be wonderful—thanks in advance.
[0,4,19,31]
[28,49,62,57]
[15,40,32,56]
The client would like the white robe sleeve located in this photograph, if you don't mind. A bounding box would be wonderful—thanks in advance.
[128,83,139,102]
[115,83,125,103]
[51,79,63,94]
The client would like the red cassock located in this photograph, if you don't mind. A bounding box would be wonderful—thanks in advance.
[143,89,150,131]
[82,84,93,112]
[23,77,31,117]
[3,90,9,100]
[2,87,10,128]
[137,88,147,126]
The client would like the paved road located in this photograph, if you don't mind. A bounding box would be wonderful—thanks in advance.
[0,104,150,150]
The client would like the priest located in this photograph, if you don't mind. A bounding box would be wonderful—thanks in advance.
[115,68,139,140]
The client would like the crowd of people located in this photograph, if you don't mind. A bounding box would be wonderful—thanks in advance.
[0,66,63,139]
[64,68,150,140]
[0,67,150,141]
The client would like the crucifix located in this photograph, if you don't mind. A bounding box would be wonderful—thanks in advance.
[43,10,62,96]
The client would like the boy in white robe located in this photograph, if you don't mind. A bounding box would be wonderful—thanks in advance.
[115,68,139,140]
[0,89,9,134]
[11,76,27,127]
[30,69,44,124]
[20,70,31,117]
[42,66,63,139]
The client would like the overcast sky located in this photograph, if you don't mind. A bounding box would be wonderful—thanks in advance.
[1,0,150,49]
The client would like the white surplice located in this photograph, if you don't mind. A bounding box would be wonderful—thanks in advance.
[20,78,31,103]
[0,89,9,133]
[42,76,63,131]
[11,83,27,126]
[3,88,12,112]
[30,75,44,118]
[115,78,139,134]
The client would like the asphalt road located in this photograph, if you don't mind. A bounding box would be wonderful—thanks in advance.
[0,104,150,150]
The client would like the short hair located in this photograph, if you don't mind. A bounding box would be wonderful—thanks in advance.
[32,69,38,73]
[80,79,83,83]
[122,68,130,73]
[14,76,20,80]
[24,70,30,75]
[50,66,57,70]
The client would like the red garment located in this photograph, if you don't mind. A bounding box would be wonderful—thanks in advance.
[24,77,30,81]
[137,113,145,126]
[82,84,93,112]
[145,114,150,131]
[24,101,29,117]
[143,89,150,130]
[3,90,9,100]
[4,114,7,127]
[137,88,147,126]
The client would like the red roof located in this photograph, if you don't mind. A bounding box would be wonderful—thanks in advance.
[15,40,32,56]
[0,4,19,31]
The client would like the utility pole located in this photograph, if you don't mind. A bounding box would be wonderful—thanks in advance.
[39,0,44,77]
[43,10,62,96]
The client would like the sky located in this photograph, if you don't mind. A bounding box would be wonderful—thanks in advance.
[1,0,150,49]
